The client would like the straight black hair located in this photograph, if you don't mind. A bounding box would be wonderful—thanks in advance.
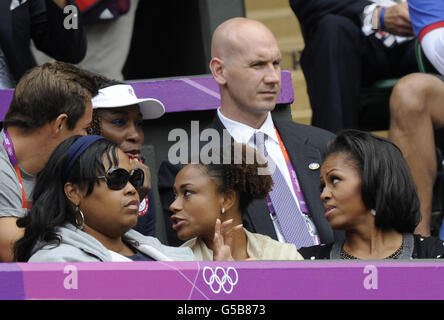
[324,129,421,233]
[14,135,119,261]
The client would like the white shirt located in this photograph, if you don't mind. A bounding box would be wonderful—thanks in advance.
[217,109,296,198]
[217,108,320,244]
[421,28,444,76]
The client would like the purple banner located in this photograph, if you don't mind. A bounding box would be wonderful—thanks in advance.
[0,71,294,121]
[0,89,14,122]
[0,263,25,300]
[2,261,442,300]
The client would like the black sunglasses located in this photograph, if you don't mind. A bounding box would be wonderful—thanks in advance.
[97,168,144,190]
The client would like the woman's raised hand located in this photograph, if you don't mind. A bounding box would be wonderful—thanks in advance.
[212,218,243,261]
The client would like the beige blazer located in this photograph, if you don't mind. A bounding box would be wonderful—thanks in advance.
[182,228,304,261]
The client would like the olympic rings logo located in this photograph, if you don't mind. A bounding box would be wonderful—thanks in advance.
[202,266,239,294]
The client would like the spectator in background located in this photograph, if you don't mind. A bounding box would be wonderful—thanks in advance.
[77,0,139,80]
[122,1,210,80]
[408,0,444,76]
[289,0,418,133]
[388,0,444,236]
[0,0,86,88]
[170,143,304,261]
[32,0,139,80]
[0,61,98,262]
[14,135,235,262]
[158,17,342,248]
[88,74,165,236]
[299,130,444,260]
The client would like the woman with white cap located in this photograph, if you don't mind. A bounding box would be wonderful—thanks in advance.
[88,75,165,237]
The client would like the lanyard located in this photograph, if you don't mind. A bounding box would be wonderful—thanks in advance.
[2,130,31,209]
[265,128,309,214]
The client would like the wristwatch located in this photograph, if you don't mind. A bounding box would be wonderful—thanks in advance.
[361,3,381,31]
[371,5,382,30]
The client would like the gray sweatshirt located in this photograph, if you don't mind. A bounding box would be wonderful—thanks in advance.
[28,224,195,262]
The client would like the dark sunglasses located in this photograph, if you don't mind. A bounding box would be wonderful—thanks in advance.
[97,168,144,190]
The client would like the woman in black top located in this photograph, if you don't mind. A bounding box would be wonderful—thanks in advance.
[299,130,444,260]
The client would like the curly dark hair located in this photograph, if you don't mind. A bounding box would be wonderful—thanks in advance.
[198,143,273,214]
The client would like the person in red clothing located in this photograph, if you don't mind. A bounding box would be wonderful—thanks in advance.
[289,0,417,133]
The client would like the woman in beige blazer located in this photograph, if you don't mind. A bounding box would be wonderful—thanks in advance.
[169,143,303,261]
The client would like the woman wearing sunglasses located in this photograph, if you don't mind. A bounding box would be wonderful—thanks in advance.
[13,135,232,262]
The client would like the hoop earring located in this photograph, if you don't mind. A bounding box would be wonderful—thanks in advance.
[75,208,85,229]
[370,209,376,216]
[221,207,225,214]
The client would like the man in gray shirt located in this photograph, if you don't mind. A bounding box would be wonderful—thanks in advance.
[0,61,98,261]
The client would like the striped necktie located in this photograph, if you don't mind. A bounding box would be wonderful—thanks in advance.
[253,132,315,248]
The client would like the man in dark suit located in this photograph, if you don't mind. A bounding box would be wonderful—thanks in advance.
[158,17,342,248]
[289,0,418,133]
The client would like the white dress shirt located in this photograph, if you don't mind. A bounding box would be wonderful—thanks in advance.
[217,108,320,244]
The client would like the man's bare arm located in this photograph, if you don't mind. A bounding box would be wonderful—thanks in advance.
[0,217,24,262]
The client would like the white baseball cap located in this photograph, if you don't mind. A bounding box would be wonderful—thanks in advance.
[91,84,165,119]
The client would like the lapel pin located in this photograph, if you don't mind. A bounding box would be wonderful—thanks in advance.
[309,162,320,170]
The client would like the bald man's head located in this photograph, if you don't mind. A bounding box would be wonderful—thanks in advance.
[211,17,278,61]
[208,18,282,128]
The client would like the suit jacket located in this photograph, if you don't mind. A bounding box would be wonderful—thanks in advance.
[289,0,372,39]
[0,0,86,82]
[158,114,344,247]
